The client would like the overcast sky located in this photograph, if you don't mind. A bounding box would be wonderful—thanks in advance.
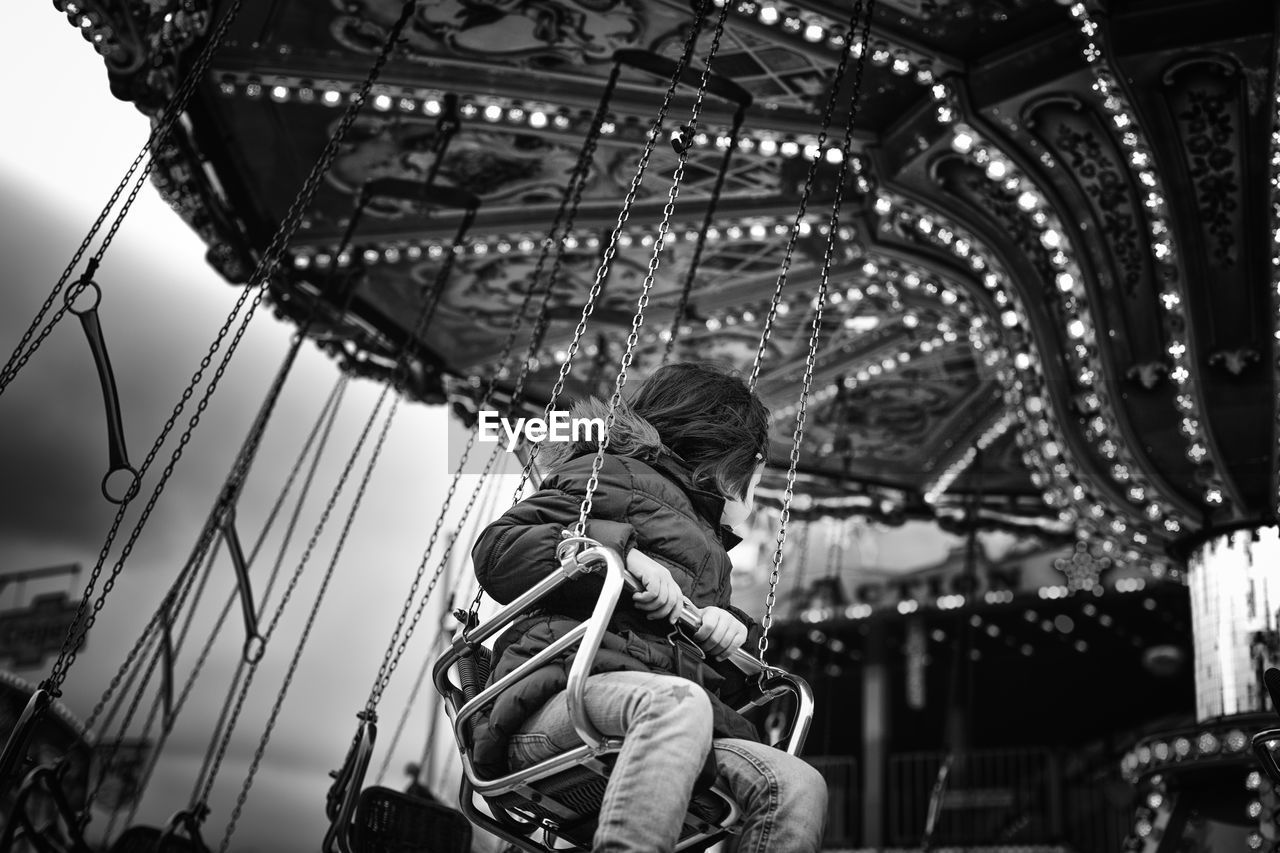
[0,8,980,852]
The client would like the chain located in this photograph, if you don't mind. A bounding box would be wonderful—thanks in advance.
[574,0,732,535]
[512,0,716,506]
[65,311,320,720]
[372,460,505,785]
[82,368,345,749]
[663,103,746,363]
[0,0,246,396]
[199,79,469,813]
[365,65,619,684]
[757,0,875,663]
[215,391,407,851]
[84,618,172,814]
[748,0,871,392]
[773,519,808,613]
[193,383,392,809]
[38,0,419,698]
[116,377,350,830]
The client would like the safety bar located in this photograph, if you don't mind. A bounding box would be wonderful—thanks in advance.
[432,539,813,792]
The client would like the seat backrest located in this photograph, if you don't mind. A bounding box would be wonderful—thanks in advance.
[352,786,473,852]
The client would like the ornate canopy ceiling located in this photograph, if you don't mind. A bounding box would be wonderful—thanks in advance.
[65,0,1280,573]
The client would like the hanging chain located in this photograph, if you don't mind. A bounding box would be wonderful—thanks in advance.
[89,377,348,815]
[103,378,350,827]
[512,0,716,507]
[71,214,365,733]
[780,518,811,609]
[0,0,246,396]
[215,390,410,851]
[196,117,475,821]
[38,0,420,700]
[193,383,393,811]
[574,1,733,536]
[758,0,876,663]
[503,60,622,422]
[366,64,620,682]
[374,462,505,785]
[663,103,747,363]
[748,0,872,392]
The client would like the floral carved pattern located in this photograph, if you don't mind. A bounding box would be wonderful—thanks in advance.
[326,119,591,214]
[1041,113,1144,298]
[1175,86,1239,269]
[330,0,645,69]
[935,156,1051,280]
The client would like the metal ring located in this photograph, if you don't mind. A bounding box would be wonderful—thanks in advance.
[101,465,141,505]
[64,278,101,315]
[555,535,601,562]
[243,633,267,664]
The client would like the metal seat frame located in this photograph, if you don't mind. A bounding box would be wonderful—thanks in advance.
[432,541,814,852]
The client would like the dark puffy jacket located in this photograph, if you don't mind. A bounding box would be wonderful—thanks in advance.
[469,408,762,778]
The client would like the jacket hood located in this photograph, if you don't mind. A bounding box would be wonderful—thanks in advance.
[545,398,740,546]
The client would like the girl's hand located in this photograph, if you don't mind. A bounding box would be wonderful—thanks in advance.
[626,549,683,623]
[692,606,748,660]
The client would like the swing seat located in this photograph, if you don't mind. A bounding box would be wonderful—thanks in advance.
[432,540,813,853]
[349,786,473,852]
[106,806,211,853]
[107,826,203,853]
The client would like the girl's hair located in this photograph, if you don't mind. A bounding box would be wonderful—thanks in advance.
[627,362,769,500]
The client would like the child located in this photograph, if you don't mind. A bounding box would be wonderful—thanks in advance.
[471,363,827,853]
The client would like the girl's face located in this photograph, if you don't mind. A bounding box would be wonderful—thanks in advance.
[721,462,765,532]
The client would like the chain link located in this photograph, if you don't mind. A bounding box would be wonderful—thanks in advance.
[575,1,732,535]
[758,0,877,663]
[0,0,246,396]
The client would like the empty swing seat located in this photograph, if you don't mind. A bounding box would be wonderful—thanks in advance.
[108,827,204,853]
[432,540,813,853]
[349,786,474,852]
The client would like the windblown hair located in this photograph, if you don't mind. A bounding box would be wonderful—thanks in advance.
[546,363,769,500]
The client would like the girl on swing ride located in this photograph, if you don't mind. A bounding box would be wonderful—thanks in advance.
[469,362,828,853]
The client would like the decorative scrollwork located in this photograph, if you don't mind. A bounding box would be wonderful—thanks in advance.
[1031,106,1145,299]
[1166,60,1244,270]
[330,0,645,68]
[1178,88,1239,268]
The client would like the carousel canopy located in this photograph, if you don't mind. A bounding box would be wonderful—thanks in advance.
[65,0,1280,570]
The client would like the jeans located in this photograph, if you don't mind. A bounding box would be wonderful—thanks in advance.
[507,670,827,853]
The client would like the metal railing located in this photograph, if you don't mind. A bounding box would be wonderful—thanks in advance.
[807,755,858,847]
